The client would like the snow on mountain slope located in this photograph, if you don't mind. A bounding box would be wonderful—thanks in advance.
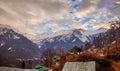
[34,28,107,52]
[35,28,107,43]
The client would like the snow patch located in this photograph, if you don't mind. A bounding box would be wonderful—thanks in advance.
[13,35,20,39]
[72,39,76,42]
[0,41,5,47]
[80,36,89,42]
[48,38,54,43]
[8,47,12,50]
[38,45,41,48]
[0,29,7,35]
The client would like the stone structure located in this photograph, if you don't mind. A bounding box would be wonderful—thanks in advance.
[62,62,95,71]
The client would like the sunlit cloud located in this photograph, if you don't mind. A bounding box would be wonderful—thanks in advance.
[0,0,119,39]
[92,23,111,29]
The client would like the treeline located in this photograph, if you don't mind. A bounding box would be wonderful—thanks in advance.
[84,20,120,51]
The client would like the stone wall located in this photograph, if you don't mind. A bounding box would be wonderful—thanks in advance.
[62,62,95,71]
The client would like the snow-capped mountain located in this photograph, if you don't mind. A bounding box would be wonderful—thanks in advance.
[34,28,108,52]
[0,25,41,66]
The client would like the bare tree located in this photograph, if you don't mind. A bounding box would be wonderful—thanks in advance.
[40,47,54,67]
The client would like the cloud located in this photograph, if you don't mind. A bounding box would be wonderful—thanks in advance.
[71,23,89,30]
[0,0,69,37]
[0,0,119,39]
[0,0,69,25]
[45,23,70,33]
[97,0,117,8]
[74,0,98,18]
[92,23,111,29]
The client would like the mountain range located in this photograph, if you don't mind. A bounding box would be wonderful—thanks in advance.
[0,24,108,66]
[34,28,107,52]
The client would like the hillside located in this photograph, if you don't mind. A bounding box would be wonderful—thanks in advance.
[0,25,41,67]
[35,28,107,52]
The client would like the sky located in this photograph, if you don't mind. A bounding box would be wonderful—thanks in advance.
[0,0,120,39]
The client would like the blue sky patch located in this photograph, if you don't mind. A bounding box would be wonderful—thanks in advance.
[81,17,93,24]
[73,4,79,9]
[71,0,76,2]
[62,24,71,28]
[86,25,95,31]
[74,17,81,22]
[46,28,53,34]
[73,3,80,9]
[69,11,74,15]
